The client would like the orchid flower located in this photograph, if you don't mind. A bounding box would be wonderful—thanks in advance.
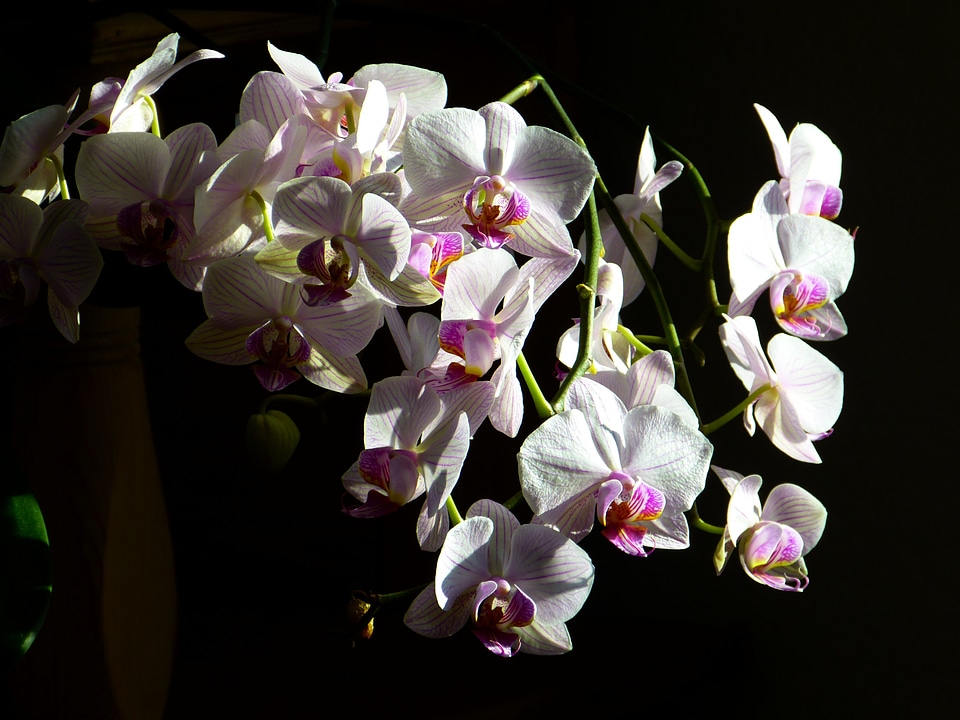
[556,260,633,374]
[255,174,412,305]
[86,33,224,134]
[727,180,855,340]
[188,115,308,263]
[0,95,79,204]
[404,499,595,656]
[0,196,103,342]
[341,375,490,550]
[185,253,380,393]
[712,466,827,592]
[518,378,712,554]
[400,101,596,258]
[719,314,843,463]
[754,103,843,219]
[74,123,220,290]
[241,43,446,141]
[439,247,579,436]
[578,127,683,306]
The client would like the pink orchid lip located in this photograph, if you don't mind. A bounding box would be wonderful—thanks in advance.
[739,521,808,591]
[244,317,312,391]
[117,200,182,267]
[596,474,667,557]
[770,270,830,338]
[461,175,531,249]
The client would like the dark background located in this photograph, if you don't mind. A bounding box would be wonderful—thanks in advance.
[3,1,956,717]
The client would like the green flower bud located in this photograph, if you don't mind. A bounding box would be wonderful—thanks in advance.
[245,410,300,472]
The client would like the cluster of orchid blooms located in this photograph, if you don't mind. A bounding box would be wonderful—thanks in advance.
[0,34,853,657]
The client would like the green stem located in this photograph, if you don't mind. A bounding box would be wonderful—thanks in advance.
[616,325,653,357]
[503,490,527,512]
[249,189,276,243]
[143,95,161,138]
[48,154,69,200]
[446,496,463,527]
[626,332,706,367]
[638,213,700,271]
[594,175,699,421]
[498,76,542,105]
[257,393,319,415]
[653,136,723,342]
[700,383,772,436]
[688,503,725,535]
[516,350,554,420]
[552,191,603,413]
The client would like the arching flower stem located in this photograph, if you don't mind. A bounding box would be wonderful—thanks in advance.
[700,383,773,436]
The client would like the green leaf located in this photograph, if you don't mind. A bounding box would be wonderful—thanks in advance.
[0,482,51,667]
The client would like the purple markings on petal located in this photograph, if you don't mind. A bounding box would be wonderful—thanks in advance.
[819,186,843,220]
[461,175,531,249]
[597,476,666,557]
[117,200,182,267]
[740,521,809,591]
[771,270,830,338]
[245,317,312,391]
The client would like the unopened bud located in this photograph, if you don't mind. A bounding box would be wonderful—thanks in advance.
[245,410,300,472]
[346,596,375,640]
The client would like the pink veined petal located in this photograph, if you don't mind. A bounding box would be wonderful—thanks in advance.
[0,195,44,258]
[267,41,327,90]
[363,375,441,450]
[768,333,843,434]
[518,410,610,514]
[754,390,821,463]
[403,107,488,198]
[293,282,381,358]
[761,483,827,554]
[352,62,448,123]
[38,219,103,307]
[464,499,520,576]
[777,214,855,298]
[0,104,69,188]
[297,347,367,393]
[75,132,171,214]
[353,190,411,280]
[726,474,763,544]
[487,364,523,437]
[503,524,594,626]
[436,516,495,610]
[754,103,791,179]
[403,585,471,639]
[200,255,283,325]
[185,320,261,365]
[619,405,713,517]
[513,620,573,655]
[239,71,309,136]
[272,175,354,249]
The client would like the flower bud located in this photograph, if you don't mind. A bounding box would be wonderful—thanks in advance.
[346,595,374,641]
[245,410,300,472]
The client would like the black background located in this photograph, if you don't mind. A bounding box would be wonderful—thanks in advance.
[3,1,956,717]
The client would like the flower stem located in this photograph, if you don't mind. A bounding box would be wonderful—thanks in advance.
[249,189,276,243]
[143,95,161,138]
[638,213,700,272]
[48,154,69,200]
[446,496,463,527]
[594,174,699,421]
[516,350,554,420]
[700,383,772,435]
[688,503,725,535]
[552,191,603,412]
[616,325,653,356]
